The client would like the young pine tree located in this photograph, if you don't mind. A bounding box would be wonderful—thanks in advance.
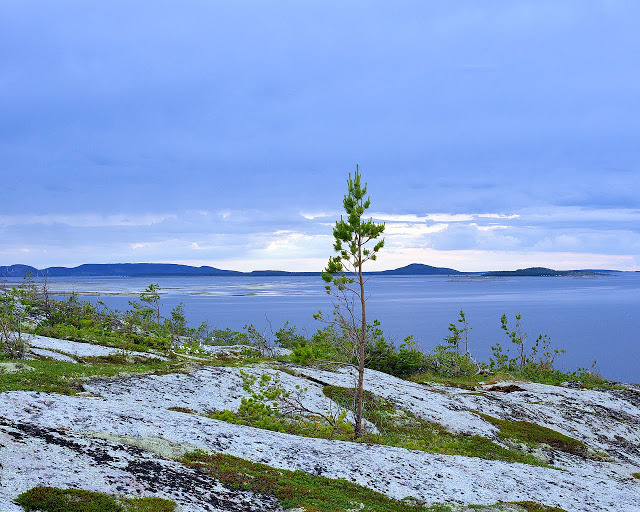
[322,165,385,439]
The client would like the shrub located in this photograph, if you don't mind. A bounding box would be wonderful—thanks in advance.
[14,486,177,512]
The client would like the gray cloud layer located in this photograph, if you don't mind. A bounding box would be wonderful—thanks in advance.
[1,2,638,269]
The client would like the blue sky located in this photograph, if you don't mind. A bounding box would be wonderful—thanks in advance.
[1,1,639,271]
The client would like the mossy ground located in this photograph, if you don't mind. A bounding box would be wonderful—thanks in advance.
[508,501,568,512]
[473,412,587,456]
[0,352,264,395]
[207,379,546,467]
[181,450,454,512]
[181,450,567,512]
[410,369,613,391]
[323,386,547,466]
[15,486,176,512]
[0,359,173,395]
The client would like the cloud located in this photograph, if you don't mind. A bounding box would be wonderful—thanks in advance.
[476,214,520,220]
[257,230,332,258]
[368,212,520,223]
[0,213,176,228]
[377,247,637,272]
[473,224,509,231]
[522,207,640,224]
[2,202,638,272]
[299,211,338,220]
[383,222,449,237]
[129,242,152,250]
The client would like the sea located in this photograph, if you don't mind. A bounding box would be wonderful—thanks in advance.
[9,273,640,383]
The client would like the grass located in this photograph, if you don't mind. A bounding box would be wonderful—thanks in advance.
[181,450,454,512]
[409,371,491,390]
[509,501,568,512]
[14,486,176,512]
[0,359,177,395]
[473,412,588,457]
[0,351,265,395]
[167,406,197,414]
[208,372,548,466]
[35,324,169,354]
[632,472,640,479]
[323,386,548,466]
[207,376,550,467]
[181,450,568,512]
[410,368,614,391]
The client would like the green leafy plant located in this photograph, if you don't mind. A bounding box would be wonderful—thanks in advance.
[0,283,28,359]
[209,370,353,439]
[139,283,161,324]
[491,313,565,376]
[444,309,471,355]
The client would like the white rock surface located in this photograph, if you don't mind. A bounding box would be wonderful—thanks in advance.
[199,344,291,357]
[2,339,640,511]
[28,334,167,361]
[29,347,77,362]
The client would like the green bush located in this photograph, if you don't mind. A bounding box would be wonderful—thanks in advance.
[367,335,431,378]
[14,486,176,512]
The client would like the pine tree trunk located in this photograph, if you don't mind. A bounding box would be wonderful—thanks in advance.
[354,237,366,439]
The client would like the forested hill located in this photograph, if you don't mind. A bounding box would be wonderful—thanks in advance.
[0,263,609,278]
[0,262,463,278]
[482,267,603,277]
[0,263,242,278]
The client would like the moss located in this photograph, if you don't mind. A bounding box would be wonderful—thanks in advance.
[409,369,617,391]
[509,501,568,512]
[474,412,588,457]
[0,352,266,395]
[119,497,176,511]
[181,450,453,512]
[632,472,640,479]
[0,359,175,395]
[14,486,176,512]
[167,406,196,414]
[410,372,482,390]
[323,386,547,466]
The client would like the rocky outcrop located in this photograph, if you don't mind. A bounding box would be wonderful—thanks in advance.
[1,337,639,511]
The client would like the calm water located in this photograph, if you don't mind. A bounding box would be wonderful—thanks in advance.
[12,274,640,382]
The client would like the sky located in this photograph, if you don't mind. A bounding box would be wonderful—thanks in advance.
[1,1,639,272]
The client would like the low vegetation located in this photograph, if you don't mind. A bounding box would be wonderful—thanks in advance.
[1,273,611,393]
[15,486,176,512]
[0,353,264,395]
[324,385,547,465]
[209,372,546,466]
[0,274,253,361]
[181,450,566,512]
[508,502,568,512]
[181,450,450,512]
[209,370,355,440]
[0,359,174,395]
[473,412,589,457]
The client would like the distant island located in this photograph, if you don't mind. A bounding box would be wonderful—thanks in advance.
[482,267,607,277]
[0,262,614,278]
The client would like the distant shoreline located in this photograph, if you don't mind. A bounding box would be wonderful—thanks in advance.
[0,262,623,279]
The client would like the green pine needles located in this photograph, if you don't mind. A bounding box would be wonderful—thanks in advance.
[321,165,385,439]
